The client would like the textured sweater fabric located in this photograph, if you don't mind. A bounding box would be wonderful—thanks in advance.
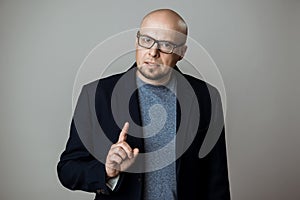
[137,75,177,200]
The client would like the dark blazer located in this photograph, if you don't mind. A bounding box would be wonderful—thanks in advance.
[57,63,231,200]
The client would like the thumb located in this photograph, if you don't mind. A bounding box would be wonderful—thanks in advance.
[132,148,139,157]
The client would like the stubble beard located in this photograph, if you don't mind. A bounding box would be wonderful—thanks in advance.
[137,66,171,81]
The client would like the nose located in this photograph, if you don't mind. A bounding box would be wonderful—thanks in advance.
[148,42,159,57]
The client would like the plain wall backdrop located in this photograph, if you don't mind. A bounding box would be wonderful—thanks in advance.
[0,0,299,199]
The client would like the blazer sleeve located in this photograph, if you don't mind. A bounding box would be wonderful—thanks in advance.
[202,88,231,200]
[57,85,112,194]
[203,128,231,200]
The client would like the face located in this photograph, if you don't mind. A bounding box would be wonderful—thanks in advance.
[135,28,186,85]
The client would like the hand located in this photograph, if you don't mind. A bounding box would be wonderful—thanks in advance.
[105,122,139,178]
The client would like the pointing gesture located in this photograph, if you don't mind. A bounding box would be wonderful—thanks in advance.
[105,122,139,178]
[118,122,129,143]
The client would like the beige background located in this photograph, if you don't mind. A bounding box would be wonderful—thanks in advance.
[0,0,299,199]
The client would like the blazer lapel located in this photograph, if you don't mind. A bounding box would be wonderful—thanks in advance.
[173,67,200,182]
[111,63,144,151]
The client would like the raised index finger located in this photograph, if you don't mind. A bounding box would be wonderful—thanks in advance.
[118,122,129,143]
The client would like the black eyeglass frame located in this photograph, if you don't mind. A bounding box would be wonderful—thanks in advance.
[136,31,185,54]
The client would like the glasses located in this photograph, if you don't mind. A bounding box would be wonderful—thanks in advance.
[136,31,185,54]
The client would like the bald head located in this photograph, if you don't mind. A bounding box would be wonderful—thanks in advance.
[140,9,188,36]
[135,9,188,85]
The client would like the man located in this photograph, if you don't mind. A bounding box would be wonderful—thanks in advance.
[57,9,231,200]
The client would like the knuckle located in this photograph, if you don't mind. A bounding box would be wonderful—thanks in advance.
[113,155,122,163]
[117,141,125,146]
[110,146,121,153]
[115,146,123,152]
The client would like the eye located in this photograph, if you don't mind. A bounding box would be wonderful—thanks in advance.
[160,42,173,49]
[141,36,153,44]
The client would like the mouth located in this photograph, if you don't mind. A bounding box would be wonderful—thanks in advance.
[144,61,160,68]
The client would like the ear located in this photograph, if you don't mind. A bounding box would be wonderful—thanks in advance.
[135,38,138,48]
[177,45,187,61]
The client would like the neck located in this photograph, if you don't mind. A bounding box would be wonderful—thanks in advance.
[136,70,172,86]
